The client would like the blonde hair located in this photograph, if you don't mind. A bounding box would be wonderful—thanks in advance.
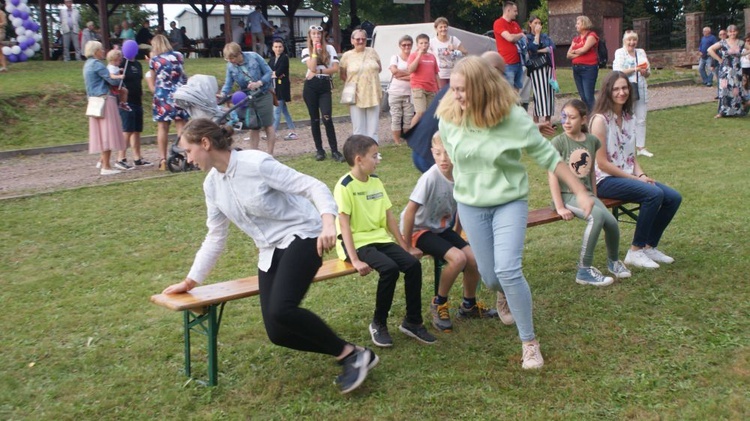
[150,34,172,56]
[106,48,122,64]
[431,131,443,148]
[84,40,102,58]
[223,42,243,60]
[434,17,449,28]
[436,56,518,128]
[576,16,593,31]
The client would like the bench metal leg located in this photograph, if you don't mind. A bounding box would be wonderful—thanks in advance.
[182,302,226,386]
[613,204,640,224]
[433,257,444,296]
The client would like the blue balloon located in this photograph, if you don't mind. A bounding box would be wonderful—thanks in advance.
[8,54,19,63]
[20,11,29,20]
[12,9,21,18]
[19,52,28,62]
[231,91,247,106]
[121,40,138,61]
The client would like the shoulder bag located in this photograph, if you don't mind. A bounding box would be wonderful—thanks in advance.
[630,53,640,101]
[341,50,368,105]
[85,95,107,118]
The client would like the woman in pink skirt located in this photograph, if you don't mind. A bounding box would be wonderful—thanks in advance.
[83,41,127,175]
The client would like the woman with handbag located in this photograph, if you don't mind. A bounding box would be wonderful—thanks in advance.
[613,30,652,157]
[525,16,555,124]
[387,35,415,145]
[339,29,383,142]
[222,42,276,155]
[83,41,127,175]
[301,25,344,162]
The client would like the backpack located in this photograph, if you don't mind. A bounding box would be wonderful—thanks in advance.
[597,37,608,68]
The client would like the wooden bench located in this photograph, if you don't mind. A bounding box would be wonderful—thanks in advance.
[151,198,639,386]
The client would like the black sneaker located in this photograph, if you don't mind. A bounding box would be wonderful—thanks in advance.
[315,151,326,161]
[456,301,499,320]
[114,159,134,170]
[398,321,437,345]
[134,158,153,167]
[331,151,346,163]
[369,321,393,348]
[335,348,373,394]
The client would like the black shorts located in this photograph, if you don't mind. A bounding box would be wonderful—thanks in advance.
[120,103,143,133]
[415,229,468,259]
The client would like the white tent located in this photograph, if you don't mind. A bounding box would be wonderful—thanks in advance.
[371,23,498,87]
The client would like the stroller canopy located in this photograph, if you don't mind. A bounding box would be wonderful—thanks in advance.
[173,75,225,122]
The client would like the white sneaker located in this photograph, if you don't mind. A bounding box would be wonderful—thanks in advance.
[100,168,122,176]
[637,148,654,157]
[95,161,102,169]
[643,247,674,264]
[624,249,660,269]
[522,342,544,369]
[496,292,515,325]
[607,259,632,278]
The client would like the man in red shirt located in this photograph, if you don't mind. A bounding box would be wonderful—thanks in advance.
[493,1,524,90]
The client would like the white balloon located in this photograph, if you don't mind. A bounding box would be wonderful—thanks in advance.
[32,43,40,52]
[34,34,42,41]
[15,27,25,36]
[17,35,27,44]
[25,29,34,38]
[25,48,34,58]
[2,46,11,55]
[11,45,21,55]
[5,4,15,13]
[20,0,28,4]
[18,4,29,13]
[12,18,22,28]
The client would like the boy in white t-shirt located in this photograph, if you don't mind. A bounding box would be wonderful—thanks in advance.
[401,132,511,333]
[105,48,131,112]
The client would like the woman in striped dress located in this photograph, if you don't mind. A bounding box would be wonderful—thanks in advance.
[525,16,555,123]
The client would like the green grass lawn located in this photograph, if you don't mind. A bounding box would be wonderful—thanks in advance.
[1,103,748,419]
[0,57,697,151]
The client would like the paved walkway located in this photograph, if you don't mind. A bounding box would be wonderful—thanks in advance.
[0,84,717,199]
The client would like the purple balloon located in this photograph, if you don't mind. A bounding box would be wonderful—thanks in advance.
[8,54,19,63]
[10,0,20,6]
[19,53,28,62]
[20,11,29,20]
[231,91,247,106]
[122,40,138,61]
[12,9,21,18]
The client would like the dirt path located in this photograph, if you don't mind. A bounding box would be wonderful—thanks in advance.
[0,84,717,200]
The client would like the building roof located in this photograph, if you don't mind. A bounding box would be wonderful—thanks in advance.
[175,6,324,20]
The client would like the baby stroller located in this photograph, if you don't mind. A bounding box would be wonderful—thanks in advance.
[171,75,251,173]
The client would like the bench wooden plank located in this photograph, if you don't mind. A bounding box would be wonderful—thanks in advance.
[150,259,356,312]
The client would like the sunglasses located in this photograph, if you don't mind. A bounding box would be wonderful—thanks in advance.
[309,25,323,32]
[400,43,412,47]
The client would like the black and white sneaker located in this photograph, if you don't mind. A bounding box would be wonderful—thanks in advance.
[399,321,437,345]
[114,159,134,170]
[369,321,393,348]
[335,348,374,394]
[134,158,153,167]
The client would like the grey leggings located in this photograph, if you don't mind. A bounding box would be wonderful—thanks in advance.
[563,195,620,267]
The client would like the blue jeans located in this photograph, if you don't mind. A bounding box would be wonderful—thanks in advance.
[698,56,715,86]
[273,99,295,132]
[504,62,524,90]
[572,64,599,112]
[597,178,682,248]
[457,200,535,342]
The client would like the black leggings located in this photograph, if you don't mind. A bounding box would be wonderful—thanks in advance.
[302,77,339,154]
[258,236,347,356]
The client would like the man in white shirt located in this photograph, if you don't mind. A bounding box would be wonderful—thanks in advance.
[232,20,245,47]
[60,0,82,61]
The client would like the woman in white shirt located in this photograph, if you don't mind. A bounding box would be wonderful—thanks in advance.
[612,30,652,157]
[387,35,415,145]
[429,17,467,89]
[161,118,378,394]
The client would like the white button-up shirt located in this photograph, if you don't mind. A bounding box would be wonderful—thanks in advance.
[187,150,338,283]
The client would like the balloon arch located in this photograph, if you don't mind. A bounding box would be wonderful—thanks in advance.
[2,0,43,62]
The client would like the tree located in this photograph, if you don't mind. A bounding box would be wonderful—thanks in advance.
[79,5,153,35]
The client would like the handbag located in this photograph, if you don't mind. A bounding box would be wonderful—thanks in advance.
[548,48,560,93]
[340,82,357,105]
[631,53,641,101]
[271,90,279,107]
[525,54,549,72]
[243,104,262,130]
[85,95,106,118]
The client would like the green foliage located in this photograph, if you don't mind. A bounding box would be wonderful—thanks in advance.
[528,0,549,28]
[79,5,153,33]
[1,103,749,418]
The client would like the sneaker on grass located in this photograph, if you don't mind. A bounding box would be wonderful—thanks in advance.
[430,298,452,333]
[335,348,376,394]
[643,247,674,264]
[100,168,122,176]
[521,342,544,369]
[114,159,134,170]
[607,259,632,278]
[496,292,515,325]
[624,249,659,269]
[456,301,498,320]
[284,132,298,140]
[575,266,615,287]
[134,158,153,167]
[398,321,436,344]
[369,321,393,348]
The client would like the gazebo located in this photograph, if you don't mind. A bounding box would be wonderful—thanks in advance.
[34,0,355,60]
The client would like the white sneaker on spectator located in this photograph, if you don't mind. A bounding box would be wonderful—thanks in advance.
[522,342,544,369]
[643,247,674,264]
[496,291,515,325]
[624,249,660,269]
[637,148,654,157]
[100,168,122,176]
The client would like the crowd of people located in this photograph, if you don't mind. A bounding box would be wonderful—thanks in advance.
[70,0,743,395]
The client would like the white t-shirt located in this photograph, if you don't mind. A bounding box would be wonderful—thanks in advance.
[429,36,463,79]
[400,164,456,234]
[741,48,750,69]
[301,45,339,78]
[387,54,411,96]
[107,64,121,76]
